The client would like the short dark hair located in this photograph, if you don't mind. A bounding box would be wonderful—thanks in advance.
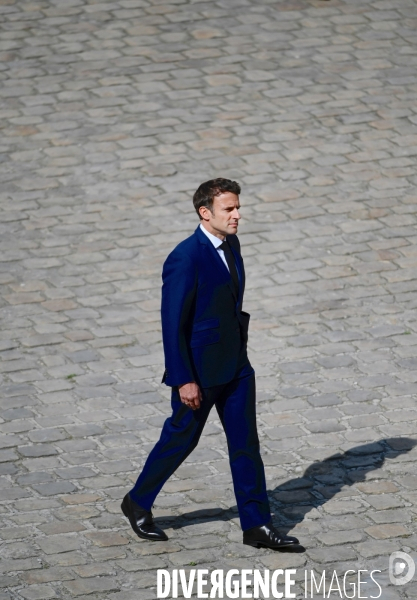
[193,178,241,218]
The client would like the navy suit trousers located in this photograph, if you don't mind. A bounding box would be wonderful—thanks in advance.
[130,369,271,531]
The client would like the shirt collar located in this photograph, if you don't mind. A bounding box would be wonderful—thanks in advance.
[199,223,224,249]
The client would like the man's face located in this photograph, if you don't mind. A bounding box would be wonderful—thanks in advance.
[199,192,241,239]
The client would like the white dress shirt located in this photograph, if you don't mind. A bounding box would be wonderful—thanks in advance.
[199,223,229,272]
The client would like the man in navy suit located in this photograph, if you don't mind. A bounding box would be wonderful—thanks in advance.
[121,179,300,549]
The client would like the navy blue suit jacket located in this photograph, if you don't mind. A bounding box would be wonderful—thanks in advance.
[161,225,250,389]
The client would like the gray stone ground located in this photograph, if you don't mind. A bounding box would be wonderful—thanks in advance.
[1,0,417,598]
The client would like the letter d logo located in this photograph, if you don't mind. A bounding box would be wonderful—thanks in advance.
[389,551,415,586]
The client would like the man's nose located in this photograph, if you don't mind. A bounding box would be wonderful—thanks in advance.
[232,208,241,219]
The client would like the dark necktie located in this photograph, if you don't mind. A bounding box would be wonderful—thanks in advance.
[219,240,239,297]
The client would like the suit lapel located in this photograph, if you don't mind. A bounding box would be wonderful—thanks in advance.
[196,226,238,302]
[230,243,243,305]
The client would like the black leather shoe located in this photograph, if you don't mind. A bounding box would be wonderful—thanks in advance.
[243,522,299,549]
[121,493,168,541]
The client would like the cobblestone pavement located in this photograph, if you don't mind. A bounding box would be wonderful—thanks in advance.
[1,0,417,598]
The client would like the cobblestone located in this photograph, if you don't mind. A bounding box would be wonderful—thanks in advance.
[1,0,417,598]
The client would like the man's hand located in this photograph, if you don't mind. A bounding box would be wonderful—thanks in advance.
[178,382,202,410]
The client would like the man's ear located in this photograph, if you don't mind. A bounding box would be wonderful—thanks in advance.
[199,206,210,221]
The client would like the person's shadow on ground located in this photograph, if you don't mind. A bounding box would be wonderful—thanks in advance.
[268,437,416,535]
[160,437,416,552]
